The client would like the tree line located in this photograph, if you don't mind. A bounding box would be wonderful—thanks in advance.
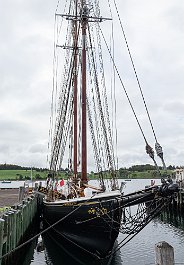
[0,163,47,171]
[127,164,176,172]
[118,164,177,178]
[0,163,177,172]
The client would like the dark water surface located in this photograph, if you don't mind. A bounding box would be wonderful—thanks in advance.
[2,179,184,265]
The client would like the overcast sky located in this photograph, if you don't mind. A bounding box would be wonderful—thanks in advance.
[0,0,184,170]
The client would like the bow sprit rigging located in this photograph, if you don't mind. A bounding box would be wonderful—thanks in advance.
[111,0,168,175]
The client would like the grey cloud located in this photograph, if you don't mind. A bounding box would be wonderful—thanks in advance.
[0,144,10,154]
[0,0,183,168]
[29,144,47,154]
[163,101,184,115]
[0,118,35,141]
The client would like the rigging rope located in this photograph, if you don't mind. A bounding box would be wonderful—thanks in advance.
[112,0,167,171]
[50,56,74,171]
[109,197,170,258]
[99,26,146,143]
[48,0,70,169]
[87,23,107,175]
[50,5,82,172]
[88,23,118,189]
[107,0,118,171]
[99,24,161,175]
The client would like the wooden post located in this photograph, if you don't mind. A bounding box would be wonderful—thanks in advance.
[18,186,25,201]
[2,214,8,254]
[7,211,13,252]
[34,182,38,190]
[9,210,17,250]
[0,218,5,265]
[155,241,174,265]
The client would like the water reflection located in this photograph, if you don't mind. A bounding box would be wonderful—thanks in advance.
[159,206,184,230]
[110,248,123,265]
[22,240,37,265]
[41,234,122,265]
[43,234,86,265]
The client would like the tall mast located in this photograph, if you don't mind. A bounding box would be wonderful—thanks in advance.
[73,0,78,179]
[81,1,88,183]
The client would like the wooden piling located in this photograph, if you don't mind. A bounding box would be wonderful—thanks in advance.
[0,194,38,264]
[0,219,5,265]
[155,241,174,265]
[2,214,8,255]
[34,183,38,190]
[18,186,25,202]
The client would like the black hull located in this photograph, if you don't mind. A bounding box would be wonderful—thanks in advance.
[43,192,122,264]
[43,228,116,265]
[42,188,163,264]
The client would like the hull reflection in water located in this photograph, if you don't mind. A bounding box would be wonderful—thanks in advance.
[43,233,122,265]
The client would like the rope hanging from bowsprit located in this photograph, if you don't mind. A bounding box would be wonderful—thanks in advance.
[100,26,161,175]
[112,0,167,172]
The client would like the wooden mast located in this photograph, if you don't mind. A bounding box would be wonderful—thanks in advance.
[81,1,88,183]
[73,0,78,179]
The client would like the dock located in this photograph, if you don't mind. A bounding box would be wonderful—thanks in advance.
[0,187,39,265]
[0,189,19,208]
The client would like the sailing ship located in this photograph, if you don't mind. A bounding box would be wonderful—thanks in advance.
[40,1,179,264]
[42,2,124,263]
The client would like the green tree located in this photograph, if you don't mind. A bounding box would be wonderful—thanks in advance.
[119,168,128,178]
[35,174,40,180]
[151,170,159,178]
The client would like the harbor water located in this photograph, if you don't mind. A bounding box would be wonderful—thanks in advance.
[1,179,184,265]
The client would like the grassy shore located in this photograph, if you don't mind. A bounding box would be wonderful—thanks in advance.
[0,169,174,181]
[127,169,173,179]
[0,169,48,180]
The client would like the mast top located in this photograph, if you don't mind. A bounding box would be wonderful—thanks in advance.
[55,13,112,22]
